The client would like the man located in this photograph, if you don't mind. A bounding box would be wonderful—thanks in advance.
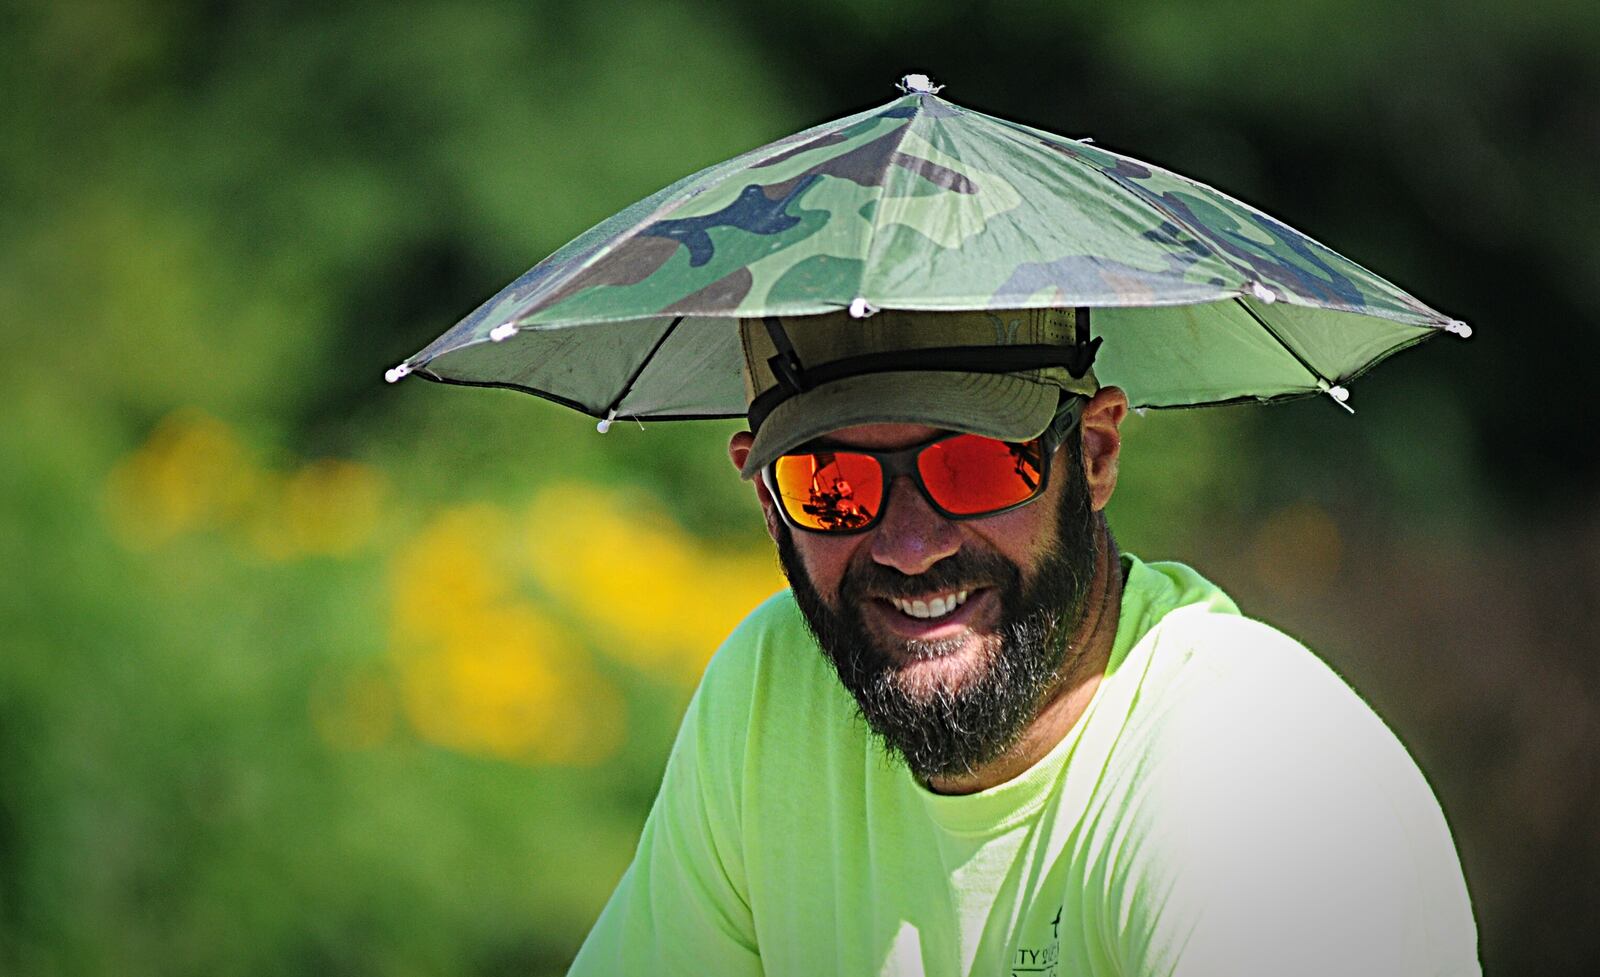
[568,308,1480,976]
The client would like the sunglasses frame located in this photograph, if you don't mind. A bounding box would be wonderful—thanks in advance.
[762,396,1086,535]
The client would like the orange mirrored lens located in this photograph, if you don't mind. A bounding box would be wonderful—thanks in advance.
[771,452,884,531]
[917,435,1044,515]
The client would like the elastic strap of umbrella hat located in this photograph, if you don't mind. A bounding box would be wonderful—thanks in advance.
[750,310,1102,434]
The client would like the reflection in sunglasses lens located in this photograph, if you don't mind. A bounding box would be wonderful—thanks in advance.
[777,453,881,531]
[919,435,1045,515]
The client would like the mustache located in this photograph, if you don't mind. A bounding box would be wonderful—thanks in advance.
[840,549,1021,603]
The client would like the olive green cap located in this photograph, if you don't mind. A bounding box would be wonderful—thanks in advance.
[738,307,1099,479]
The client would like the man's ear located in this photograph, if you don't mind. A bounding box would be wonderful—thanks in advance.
[729,431,782,541]
[1079,387,1129,512]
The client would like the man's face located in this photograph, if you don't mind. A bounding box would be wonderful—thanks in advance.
[771,422,1100,783]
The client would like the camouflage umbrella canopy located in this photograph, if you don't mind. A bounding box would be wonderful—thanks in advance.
[387,75,1470,426]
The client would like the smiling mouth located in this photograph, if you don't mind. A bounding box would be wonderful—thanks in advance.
[884,589,972,620]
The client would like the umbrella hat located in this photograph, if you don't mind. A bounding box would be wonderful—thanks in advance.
[387,74,1470,436]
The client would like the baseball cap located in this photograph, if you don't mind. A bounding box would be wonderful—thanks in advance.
[738,307,1100,479]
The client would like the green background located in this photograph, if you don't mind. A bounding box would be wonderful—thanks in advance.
[2,1,1595,974]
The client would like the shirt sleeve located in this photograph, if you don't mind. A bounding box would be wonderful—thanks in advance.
[1107,626,1481,977]
[567,649,762,977]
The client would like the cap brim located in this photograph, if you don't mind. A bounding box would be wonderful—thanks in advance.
[740,370,1064,479]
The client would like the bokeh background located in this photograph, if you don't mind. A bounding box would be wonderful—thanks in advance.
[3,1,1596,974]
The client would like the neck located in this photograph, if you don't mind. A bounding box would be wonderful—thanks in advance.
[925,518,1123,795]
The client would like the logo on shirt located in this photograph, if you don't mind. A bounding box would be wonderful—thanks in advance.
[1011,904,1062,977]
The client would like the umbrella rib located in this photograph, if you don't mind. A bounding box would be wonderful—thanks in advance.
[973,112,1264,292]
[599,315,686,421]
[410,368,744,421]
[977,109,1359,401]
[855,99,924,304]
[1230,297,1336,390]
[979,111,1463,329]
[507,102,907,330]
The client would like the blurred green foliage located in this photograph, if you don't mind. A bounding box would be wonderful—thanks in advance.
[2,1,1596,975]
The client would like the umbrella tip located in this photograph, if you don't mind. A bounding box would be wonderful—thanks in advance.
[385,363,412,384]
[1246,281,1278,304]
[1318,380,1355,414]
[596,407,619,434]
[848,297,879,318]
[1443,320,1473,339]
[490,322,519,342]
[897,74,943,95]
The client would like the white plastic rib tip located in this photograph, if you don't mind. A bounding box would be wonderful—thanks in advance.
[1317,381,1355,414]
[1444,320,1473,339]
[385,363,411,384]
[596,408,619,434]
[489,322,518,342]
[848,297,878,318]
[1247,281,1278,304]
[897,74,943,95]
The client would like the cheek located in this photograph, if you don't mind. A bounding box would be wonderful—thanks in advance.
[966,490,1061,573]
[790,534,860,601]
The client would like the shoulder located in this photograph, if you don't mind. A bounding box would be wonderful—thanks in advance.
[1128,605,1418,805]
[1098,604,1480,974]
[1104,558,1416,805]
[1110,557,1351,723]
[1133,598,1369,733]
[1102,581,1467,880]
[1096,558,1417,812]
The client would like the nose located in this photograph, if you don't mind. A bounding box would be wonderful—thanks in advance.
[868,476,962,575]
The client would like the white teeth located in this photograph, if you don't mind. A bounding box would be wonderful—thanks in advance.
[890,590,971,620]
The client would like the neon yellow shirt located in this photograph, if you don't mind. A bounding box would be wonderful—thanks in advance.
[569,555,1479,976]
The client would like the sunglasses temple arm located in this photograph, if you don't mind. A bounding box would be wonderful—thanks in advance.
[1048,396,1087,444]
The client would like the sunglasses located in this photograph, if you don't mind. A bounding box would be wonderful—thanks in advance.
[763,398,1085,534]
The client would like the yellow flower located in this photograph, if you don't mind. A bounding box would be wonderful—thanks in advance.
[103,408,387,561]
[387,504,625,767]
[103,409,261,548]
[264,458,386,559]
[523,484,784,681]
[389,505,514,643]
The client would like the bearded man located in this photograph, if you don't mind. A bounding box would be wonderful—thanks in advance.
[567,308,1480,977]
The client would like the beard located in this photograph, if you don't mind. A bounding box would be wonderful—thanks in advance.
[775,437,1100,783]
